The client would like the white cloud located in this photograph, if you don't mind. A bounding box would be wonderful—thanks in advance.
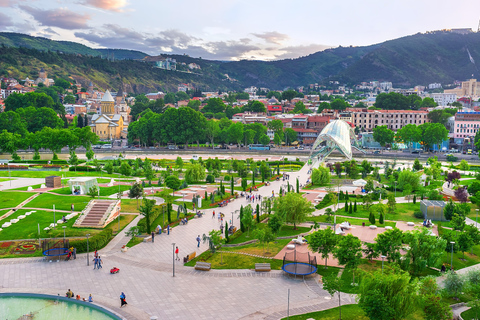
[20,6,91,30]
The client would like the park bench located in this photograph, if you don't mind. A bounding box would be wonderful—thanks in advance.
[183,251,196,263]
[194,261,211,271]
[143,236,152,243]
[255,263,271,272]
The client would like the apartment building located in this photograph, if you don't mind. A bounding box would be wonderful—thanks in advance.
[453,112,480,139]
[350,109,429,131]
[430,93,457,106]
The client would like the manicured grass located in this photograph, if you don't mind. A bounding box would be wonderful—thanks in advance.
[27,193,91,211]
[120,199,141,213]
[322,202,422,223]
[0,178,11,182]
[436,243,480,270]
[316,265,341,277]
[310,215,396,228]
[228,226,310,245]
[0,192,36,209]
[459,179,477,187]
[126,236,143,248]
[281,304,367,320]
[0,170,120,178]
[12,184,43,191]
[461,306,480,320]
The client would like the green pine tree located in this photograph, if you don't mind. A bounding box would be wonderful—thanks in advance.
[225,222,229,242]
[345,191,349,200]
[256,204,260,223]
[349,202,353,214]
[369,212,375,225]
[413,194,417,204]
[345,200,348,212]
[240,205,245,232]
[379,213,384,224]
[354,200,357,212]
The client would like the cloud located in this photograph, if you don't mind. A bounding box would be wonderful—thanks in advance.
[43,27,60,36]
[252,31,289,45]
[0,12,12,28]
[274,44,332,59]
[80,0,127,12]
[20,6,91,30]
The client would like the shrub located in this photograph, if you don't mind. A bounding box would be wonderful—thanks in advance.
[413,210,424,219]
[315,193,335,210]
[69,166,96,172]
[224,175,230,181]
[206,174,214,183]
[369,212,376,225]
[70,228,113,253]
[379,213,384,224]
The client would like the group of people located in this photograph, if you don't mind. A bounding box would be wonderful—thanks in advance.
[93,250,103,269]
[180,217,188,225]
[65,247,76,261]
[245,193,261,203]
[66,289,93,302]
[423,219,433,227]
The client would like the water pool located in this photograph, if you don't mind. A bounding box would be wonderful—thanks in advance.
[0,293,120,320]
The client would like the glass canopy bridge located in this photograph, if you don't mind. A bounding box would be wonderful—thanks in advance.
[309,120,365,166]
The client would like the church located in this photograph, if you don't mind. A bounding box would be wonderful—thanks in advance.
[90,90,127,140]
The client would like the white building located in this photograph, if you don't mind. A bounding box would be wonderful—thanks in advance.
[428,83,442,90]
[430,93,457,106]
[380,82,392,91]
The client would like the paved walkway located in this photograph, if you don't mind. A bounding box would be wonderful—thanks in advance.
[0,163,340,320]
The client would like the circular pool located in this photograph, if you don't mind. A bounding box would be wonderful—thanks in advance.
[0,293,121,320]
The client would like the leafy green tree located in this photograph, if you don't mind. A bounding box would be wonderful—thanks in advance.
[419,122,448,151]
[267,214,282,234]
[387,194,396,215]
[375,228,403,263]
[427,109,450,125]
[140,199,155,234]
[403,228,446,275]
[459,159,470,174]
[363,242,379,261]
[283,128,297,145]
[333,234,363,285]
[119,161,132,176]
[241,205,255,237]
[0,130,23,159]
[396,124,421,152]
[444,271,464,300]
[358,267,417,320]
[397,170,420,191]
[165,175,181,194]
[451,213,466,231]
[372,125,394,147]
[311,166,330,186]
[185,163,206,183]
[308,228,337,269]
[281,89,297,102]
[374,92,409,110]
[68,151,79,170]
[128,182,144,208]
[322,274,344,320]
[87,185,98,199]
[273,192,314,229]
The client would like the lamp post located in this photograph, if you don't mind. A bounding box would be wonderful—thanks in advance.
[381,255,386,274]
[172,243,176,277]
[476,209,479,228]
[86,234,91,266]
[450,241,455,270]
[62,226,66,242]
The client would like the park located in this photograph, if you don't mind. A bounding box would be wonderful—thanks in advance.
[1,122,480,319]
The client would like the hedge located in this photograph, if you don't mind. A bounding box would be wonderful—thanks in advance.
[315,193,335,210]
[69,228,113,253]
[267,160,304,167]
[69,166,98,172]
[11,159,69,164]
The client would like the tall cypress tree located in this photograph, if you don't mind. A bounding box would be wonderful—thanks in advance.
[240,205,245,232]
[349,202,353,214]
[230,178,234,196]
[256,204,260,223]
[345,200,348,212]
[354,200,357,212]
[225,222,229,242]
[77,114,84,128]
[296,178,299,193]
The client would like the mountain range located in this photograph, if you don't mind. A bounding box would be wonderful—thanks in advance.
[0,31,479,93]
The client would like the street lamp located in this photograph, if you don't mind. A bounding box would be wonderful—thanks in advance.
[381,255,386,273]
[476,209,479,228]
[62,226,66,242]
[450,241,455,270]
[86,234,91,266]
[172,243,176,277]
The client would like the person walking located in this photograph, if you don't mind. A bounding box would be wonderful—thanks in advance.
[120,292,127,308]
[71,204,74,213]
[196,235,201,247]
[212,210,215,218]
[93,257,98,270]
[151,231,155,243]
[98,256,103,269]
[175,246,180,261]
[167,224,170,235]
[72,247,76,260]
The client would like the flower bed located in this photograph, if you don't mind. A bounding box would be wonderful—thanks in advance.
[246,182,265,192]
[11,241,38,254]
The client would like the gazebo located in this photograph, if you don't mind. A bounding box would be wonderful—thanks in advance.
[420,200,447,221]
[67,177,98,195]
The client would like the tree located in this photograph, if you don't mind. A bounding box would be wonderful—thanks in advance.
[165,176,181,194]
[281,89,297,102]
[375,228,403,263]
[204,120,220,148]
[397,170,420,191]
[444,270,464,300]
[387,194,396,215]
[68,151,79,170]
[308,228,337,269]
[372,125,394,147]
[455,187,469,203]
[427,109,450,125]
[403,228,446,275]
[363,242,379,261]
[374,92,409,110]
[273,192,314,229]
[0,130,23,160]
[459,159,470,174]
[64,94,76,104]
[267,214,282,235]
[139,199,155,234]
[143,159,154,184]
[396,124,421,152]
[358,267,416,320]
[419,122,448,151]
[322,274,344,320]
[333,234,363,285]
[87,185,98,199]
[311,166,330,186]
[119,161,132,176]
[241,205,255,237]
[369,212,376,225]
[129,182,144,209]
[227,122,244,146]
[330,99,348,110]
[185,163,206,183]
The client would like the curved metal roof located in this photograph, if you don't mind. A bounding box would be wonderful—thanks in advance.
[311,120,354,160]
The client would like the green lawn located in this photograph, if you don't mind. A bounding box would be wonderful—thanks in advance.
[0,170,120,178]
[310,215,396,228]
[282,304,367,320]
[228,226,310,245]
[459,179,477,187]
[0,178,11,182]
[461,306,480,320]
[325,202,422,223]
[27,193,91,211]
[436,243,480,270]
[120,199,141,213]
[12,184,43,191]
[0,192,36,209]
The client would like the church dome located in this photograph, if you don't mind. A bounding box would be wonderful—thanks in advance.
[102,90,114,102]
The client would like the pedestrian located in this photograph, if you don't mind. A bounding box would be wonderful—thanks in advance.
[212,210,215,218]
[72,247,76,260]
[93,257,98,270]
[151,231,155,243]
[175,246,180,261]
[196,235,201,247]
[88,294,93,302]
[98,256,102,269]
[71,204,74,213]
[167,224,170,235]
[94,250,98,258]
[120,292,127,308]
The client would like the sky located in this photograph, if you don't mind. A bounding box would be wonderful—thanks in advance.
[1,0,480,61]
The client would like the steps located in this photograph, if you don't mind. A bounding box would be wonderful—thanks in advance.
[73,200,120,228]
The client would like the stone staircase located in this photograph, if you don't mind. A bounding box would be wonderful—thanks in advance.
[74,200,120,228]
